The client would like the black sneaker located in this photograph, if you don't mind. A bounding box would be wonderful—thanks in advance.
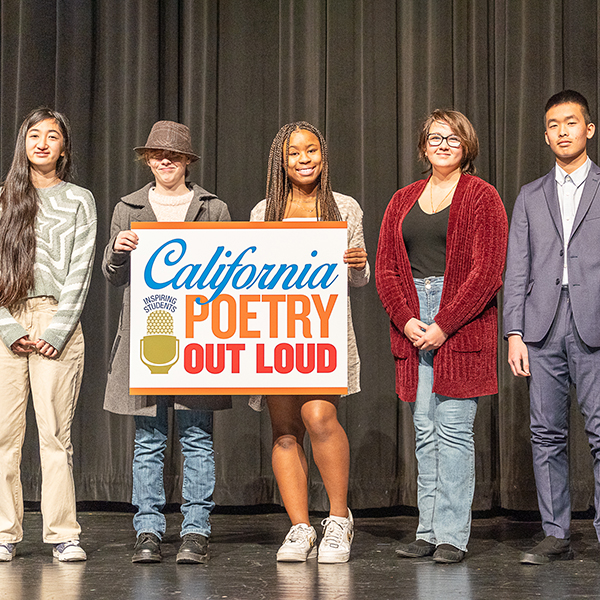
[132,533,162,563]
[520,535,573,565]
[395,539,436,558]
[432,544,465,564]
[176,533,209,564]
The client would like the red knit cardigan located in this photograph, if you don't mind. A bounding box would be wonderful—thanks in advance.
[375,174,508,402]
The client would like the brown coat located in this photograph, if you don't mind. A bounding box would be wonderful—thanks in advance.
[375,174,508,402]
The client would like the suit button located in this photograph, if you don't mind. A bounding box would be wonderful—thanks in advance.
[556,278,561,285]
[560,249,564,256]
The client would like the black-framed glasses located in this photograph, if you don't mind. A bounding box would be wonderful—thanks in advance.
[426,133,461,148]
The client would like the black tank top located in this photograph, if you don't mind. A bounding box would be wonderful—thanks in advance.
[401,200,449,278]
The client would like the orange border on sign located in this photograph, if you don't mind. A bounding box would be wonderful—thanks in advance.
[130,387,348,395]
[132,222,348,395]
[132,221,347,229]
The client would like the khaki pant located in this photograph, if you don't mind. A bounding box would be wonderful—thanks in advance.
[0,297,84,543]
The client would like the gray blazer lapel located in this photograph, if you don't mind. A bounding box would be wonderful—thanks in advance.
[542,170,563,243]
[185,195,205,221]
[123,183,157,223]
[185,183,218,221]
[571,163,600,239]
[136,203,158,222]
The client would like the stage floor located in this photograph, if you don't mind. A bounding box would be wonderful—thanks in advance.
[1,511,599,599]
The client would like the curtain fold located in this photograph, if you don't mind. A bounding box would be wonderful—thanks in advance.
[1,0,599,511]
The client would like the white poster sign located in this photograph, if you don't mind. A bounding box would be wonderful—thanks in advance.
[129,222,348,395]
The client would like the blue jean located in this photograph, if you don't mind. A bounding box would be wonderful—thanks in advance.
[411,277,478,551]
[132,399,215,539]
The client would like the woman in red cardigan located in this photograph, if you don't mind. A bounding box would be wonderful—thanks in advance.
[376,109,507,563]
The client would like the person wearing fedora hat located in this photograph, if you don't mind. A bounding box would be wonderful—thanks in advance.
[133,120,201,163]
[102,120,231,565]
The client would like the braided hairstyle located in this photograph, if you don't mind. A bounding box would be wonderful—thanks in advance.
[264,121,341,222]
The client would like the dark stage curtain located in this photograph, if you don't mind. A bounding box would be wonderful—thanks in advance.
[1,0,599,512]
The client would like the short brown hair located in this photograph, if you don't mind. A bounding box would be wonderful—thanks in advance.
[417,109,479,175]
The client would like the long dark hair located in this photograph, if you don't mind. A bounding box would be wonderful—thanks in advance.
[0,108,72,307]
[264,121,341,222]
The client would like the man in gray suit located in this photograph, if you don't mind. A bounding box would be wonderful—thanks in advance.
[504,90,600,564]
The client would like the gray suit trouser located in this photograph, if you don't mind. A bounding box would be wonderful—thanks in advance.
[528,287,600,540]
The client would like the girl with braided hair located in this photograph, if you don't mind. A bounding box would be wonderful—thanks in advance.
[250,122,369,563]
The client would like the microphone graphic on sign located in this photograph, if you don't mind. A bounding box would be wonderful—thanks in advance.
[140,310,180,374]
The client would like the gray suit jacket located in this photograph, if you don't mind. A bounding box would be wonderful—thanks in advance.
[503,161,600,347]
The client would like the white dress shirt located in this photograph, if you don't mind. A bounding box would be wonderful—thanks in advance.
[555,157,591,284]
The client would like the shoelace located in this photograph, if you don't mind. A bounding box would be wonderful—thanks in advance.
[285,524,311,544]
[321,518,344,547]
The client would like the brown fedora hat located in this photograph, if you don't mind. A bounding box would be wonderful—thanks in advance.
[134,120,200,162]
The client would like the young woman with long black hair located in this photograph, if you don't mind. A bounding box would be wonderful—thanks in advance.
[0,108,97,562]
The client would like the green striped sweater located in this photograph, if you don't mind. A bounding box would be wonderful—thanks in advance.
[0,181,97,352]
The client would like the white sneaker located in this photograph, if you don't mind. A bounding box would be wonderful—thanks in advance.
[276,524,317,562]
[0,543,16,562]
[53,540,87,562]
[318,509,354,563]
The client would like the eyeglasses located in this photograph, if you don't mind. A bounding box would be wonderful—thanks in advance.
[426,133,462,148]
